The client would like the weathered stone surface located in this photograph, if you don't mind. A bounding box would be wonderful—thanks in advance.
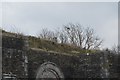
[2,48,28,79]
[28,49,104,79]
[2,34,120,79]
[36,62,64,79]
[2,36,24,50]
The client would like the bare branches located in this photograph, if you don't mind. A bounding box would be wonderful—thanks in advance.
[111,45,119,54]
[84,27,94,49]
[39,28,57,42]
[38,23,103,50]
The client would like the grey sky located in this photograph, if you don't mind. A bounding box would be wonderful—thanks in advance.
[2,2,118,49]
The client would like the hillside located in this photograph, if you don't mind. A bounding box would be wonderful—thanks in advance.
[2,29,97,55]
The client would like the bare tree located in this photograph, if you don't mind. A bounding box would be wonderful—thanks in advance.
[63,23,85,47]
[73,24,85,48]
[39,23,103,50]
[111,45,119,54]
[39,28,57,42]
[55,27,68,44]
[62,23,103,50]
[93,36,103,49]
[59,32,68,44]
[84,27,103,49]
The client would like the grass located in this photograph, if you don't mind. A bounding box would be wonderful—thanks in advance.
[2,29,97,55]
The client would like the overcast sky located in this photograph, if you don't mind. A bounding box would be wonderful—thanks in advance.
[2,2,118,49]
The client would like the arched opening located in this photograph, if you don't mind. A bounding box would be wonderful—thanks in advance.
[36,62,64,80]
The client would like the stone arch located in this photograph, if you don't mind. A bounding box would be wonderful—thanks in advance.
[36,62,64,80]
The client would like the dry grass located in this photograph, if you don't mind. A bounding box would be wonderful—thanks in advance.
[2,29,97,55]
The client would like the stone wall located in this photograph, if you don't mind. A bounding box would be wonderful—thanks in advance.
[2,35,28,79]
[2,48,28,79]
[2,35,120,79]
[28,49,119,79]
